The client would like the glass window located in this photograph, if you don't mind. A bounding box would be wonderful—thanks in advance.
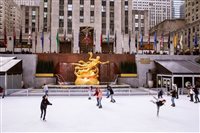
[80,0,84,5]
[68,5,72,11]
[91,0,94,5]
[68,0,72,4]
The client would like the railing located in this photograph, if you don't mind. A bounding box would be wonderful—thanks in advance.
[5,87,158,97]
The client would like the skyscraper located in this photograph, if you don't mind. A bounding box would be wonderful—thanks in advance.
[172,0,185,19]
[133,0,172,28]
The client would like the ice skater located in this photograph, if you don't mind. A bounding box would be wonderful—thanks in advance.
[189,86,194,102]
[88,86,93,100]
[157,88,164,99]
[169,84,177,107]
[193,85,199,103]
[43,84,49,96]
[150,96,166,117]
[40,95,52,121]
[107,85,116,103]
[93,87,103,108]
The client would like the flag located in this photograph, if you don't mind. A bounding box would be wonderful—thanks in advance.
[160,32,164,48]
[56,30,60,47]
[180,34,183,50]
[173,33,177,48]
[49,31,51,52]
[107,31,109,46]
[148,33,150,45]
[64,29,66,41]
[194,32,198,47]
[35,32,37,53]
[188,32,190,48]
[135,33,138,48]
[128,32,131,48]
[13,27,16,47]
[140,33,143,47]
[100,32,102,46]
[28,30,32,45]
[114,32,117,48]
[41,30,44,50]
[19,27,22,44]
[4,26,7,47]
[167,32,170,49]
[93,30,96,46]
[154,32,157,49]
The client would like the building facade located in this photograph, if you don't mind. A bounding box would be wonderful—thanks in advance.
[133,0,172,28]
[0,0,21,49]
[1,0,152,54]
[172,0,185,19]
[14,0,40,6]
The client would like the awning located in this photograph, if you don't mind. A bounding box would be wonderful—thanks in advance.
[0,57,22,74]
[155,60,200,75]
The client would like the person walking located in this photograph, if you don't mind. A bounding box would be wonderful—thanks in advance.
[40,95,52,121]
[193,85,199,103]
[107,85,116,103]
[94,87,103,108]
[43,84,49,96]
[150,96,166,117]
[169,84,177,107]
[88,86,93,100]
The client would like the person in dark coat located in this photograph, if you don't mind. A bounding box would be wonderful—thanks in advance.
[169,84,177,107]
[107,85,116,103]
[40,95,52,121]
[193,85,200,103]
[150,96,166,117]
[157,89,164,99]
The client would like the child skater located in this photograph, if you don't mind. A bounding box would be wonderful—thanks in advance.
[40,95,52,121]
[93,87,103,108]
[150,96,166,117]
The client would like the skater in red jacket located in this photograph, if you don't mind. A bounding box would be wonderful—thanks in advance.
[94,87,103,108]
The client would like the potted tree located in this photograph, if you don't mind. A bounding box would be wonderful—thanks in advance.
[119,61,137,77]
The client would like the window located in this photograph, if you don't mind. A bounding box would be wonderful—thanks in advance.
[80,0,84,5]
[102,0,106,6]
[68,0,72,4]
[91,0,94,5]
[90,11,94,16]
[44,8,48,12]
[68,11,72,16]
[80,10,84,16]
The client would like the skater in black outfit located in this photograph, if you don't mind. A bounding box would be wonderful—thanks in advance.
[40,95,52,121]
[150,96,166,117]
[193,85,200,103]
[107,85,116,103]
[158,89,164,99]
[169,85,177,107]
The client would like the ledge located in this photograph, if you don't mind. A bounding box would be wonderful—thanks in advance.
[35,73,54,77]
[120,73,137,77]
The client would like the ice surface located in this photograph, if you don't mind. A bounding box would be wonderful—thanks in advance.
[1,95,199,132]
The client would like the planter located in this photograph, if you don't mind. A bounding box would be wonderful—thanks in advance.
[120,73,137,77]
[35,73,54,77]
[148,80,153,88]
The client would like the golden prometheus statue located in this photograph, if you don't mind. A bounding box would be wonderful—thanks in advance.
[72,52,109,85]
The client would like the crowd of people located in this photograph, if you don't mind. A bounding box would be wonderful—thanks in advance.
[151,82,199,117]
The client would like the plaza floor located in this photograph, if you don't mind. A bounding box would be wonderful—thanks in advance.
[0,95,199,132]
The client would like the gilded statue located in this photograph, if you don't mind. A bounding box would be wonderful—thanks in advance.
[72,52,109,85]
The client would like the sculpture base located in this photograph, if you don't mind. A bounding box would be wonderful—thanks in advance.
[75,78,100,85]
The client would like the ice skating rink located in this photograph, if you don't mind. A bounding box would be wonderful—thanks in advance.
[0,95,199,132]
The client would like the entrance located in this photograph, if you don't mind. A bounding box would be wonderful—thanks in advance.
[162,78,171,91]
[59,41,72,53]
[102,42,113,54]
